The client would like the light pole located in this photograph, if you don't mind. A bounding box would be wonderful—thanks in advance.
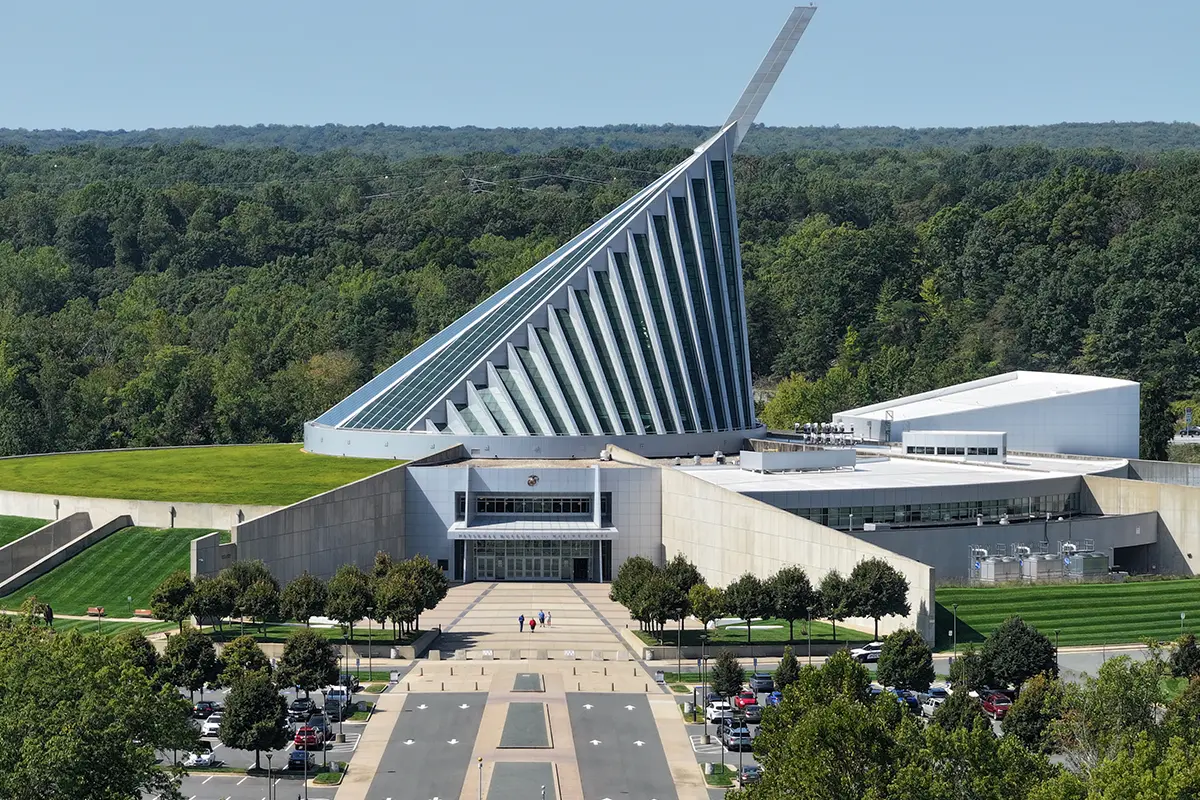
[952,603,959,663]
[676,620,682,690]
[338,635,348,743]
[1054,629,1060,673]
[265,752,273,800]
[478,757,483,800]
[1182,611,1187,637]
[367,606,375,681]
[849,513,854,532]
[701,631,709,740]
[806,606,813,665]
[303,738,310,800]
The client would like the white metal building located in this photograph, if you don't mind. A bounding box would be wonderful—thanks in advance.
[834,371,1140,459]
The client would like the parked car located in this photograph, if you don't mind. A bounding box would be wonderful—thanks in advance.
[738,764,762,786]
[307,714,331,738]
[742,702,762,723]
[294,725,325,750]
[200,713,223,737]
[720,723,753,751]
[288,749,316,772]
[920,695,945,718]
[733,690,758,709]
[182,741,215,768]
[324,699,348,722]
[926,686,950,701]
[288,698,316,722]
[705,692,723,707]
[338,673,363,692]
[706,701,734,723]
[894,689,921,713]
[850,642,884,663]
[765,691,783,707]
[982,692,1012,720]
[192,700,222,719]
[749,673,775,693]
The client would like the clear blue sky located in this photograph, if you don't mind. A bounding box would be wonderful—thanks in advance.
[3,0,1197,131]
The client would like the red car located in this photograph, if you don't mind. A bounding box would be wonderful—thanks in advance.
[734,690,758,710]
[294,726,325,750]
[981,693,1012,720]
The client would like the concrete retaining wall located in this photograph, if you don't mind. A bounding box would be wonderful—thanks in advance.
[0,512,90,582]
[0,515,132,597]
[1083,475,1200,575]
[231,446,467,584]
[607,446,937,643]
[0,489,276,532]
[190,531,237,578]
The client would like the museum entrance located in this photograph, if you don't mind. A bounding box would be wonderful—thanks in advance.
[471,539,596,581]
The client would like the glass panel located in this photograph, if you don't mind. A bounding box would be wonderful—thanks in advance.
[516,347,567,434]
[536,327,595,434]
[653,216,711,431]
[639,227,698,432]
[593,271,656,432]
[496,368,540,433]
[613,249,677,433]
[575,292,635,433]
[709,161,752,421]
[673,196,727,430]
[691,177,741,429]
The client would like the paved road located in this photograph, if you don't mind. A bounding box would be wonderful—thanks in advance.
[365,692,486,800]
[568,693,679,800]
[153,772,339,800]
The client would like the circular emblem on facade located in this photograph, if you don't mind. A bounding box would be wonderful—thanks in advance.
[527,474,539,486]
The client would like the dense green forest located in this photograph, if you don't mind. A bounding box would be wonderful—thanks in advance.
[0,140,1196,457]
[4,121,1200,158]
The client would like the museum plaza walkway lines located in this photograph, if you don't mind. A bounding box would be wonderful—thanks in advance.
[342,582,706,800]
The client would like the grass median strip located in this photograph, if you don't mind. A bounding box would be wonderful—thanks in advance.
[636,617,870,648]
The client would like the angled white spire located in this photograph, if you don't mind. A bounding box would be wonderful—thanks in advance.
[725,5,816,150]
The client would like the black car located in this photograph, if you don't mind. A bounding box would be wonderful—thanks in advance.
[324,701,347,722]
[748,673,775,693]
[338,673,363,692]
[288,698,316,722]
[742,703,762,723]
[192,700,223,718]
[288,749,316,771]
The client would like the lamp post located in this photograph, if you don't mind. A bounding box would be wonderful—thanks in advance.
[806,606,813,665]
[1054,629,1060,673]
[367,607,375,682]
[478,757,483,800]
[265,752,273,800]
[952,603,959,663]
[849,513,854,532]
[701,631,709,740]
[1182,611,1187,637]
[303,739,310,800]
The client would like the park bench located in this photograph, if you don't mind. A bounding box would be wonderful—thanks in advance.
[133,609,155,619]
[86,607,105,617]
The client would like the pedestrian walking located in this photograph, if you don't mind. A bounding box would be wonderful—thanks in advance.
[538,610,545,626]
[519,614,525,632]
[529,618,537,633]
[546,611,551,627]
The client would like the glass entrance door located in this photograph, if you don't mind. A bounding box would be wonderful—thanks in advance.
[471,540,596,581]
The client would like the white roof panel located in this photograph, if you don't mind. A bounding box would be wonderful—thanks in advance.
[837,371,1136,423]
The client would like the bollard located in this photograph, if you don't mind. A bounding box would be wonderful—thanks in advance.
[645,683,648,692]
[611,682,615,692]
[450,666,454,676]
[604,667,607,676]
[573,666,576,676]
[578,682,581,691]
[481,666,484,676]
[633,667,636,675]
[475,681,478,690]
[441,681,445,691]
[407,682,410,691]
[420,667,424,676]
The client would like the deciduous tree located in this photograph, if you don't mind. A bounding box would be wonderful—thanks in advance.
[162,624,220,701]
[769,566,816,643]
[276,629,339,697]
[847,558,910,641]
[220,671,289,770]
[876,628,934,692]
[326,564,371,644]
[151,569,195,633]
[982,616,1058,689]
[219,635,271,686]
[711,649,745,700]
[281,571,327,627]
[817,570,851,643]
[725,572,771,646]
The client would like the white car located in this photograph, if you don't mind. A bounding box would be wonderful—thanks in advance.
[920,696,945,717]
[183,750,216,768]
[705,701,734,723]
[200,712,223,737]
[850,642,884,663]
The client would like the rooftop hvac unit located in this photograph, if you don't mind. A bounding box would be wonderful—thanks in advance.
[1022,552,1063,581]
[672,457,681,466]
[714,450,725,464]
[693,455,702,466]
[599,450,612,462]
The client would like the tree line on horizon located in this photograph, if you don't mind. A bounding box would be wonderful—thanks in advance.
[0,138,1196,457]
[3,120,1200,157]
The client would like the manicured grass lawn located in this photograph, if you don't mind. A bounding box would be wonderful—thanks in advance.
[0,515,48,548]
[0,526,218,616]
[44,619,176,636]
[202,623,422,646]
[704,765,736,787]
[935,578,1200,650]
[636,617,870,648]
[0,444,399,506]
